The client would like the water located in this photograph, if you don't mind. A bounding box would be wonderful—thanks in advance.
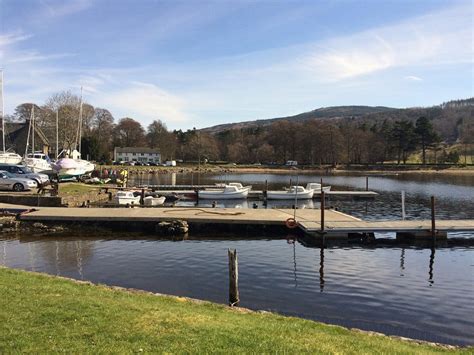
[1,172,474,346]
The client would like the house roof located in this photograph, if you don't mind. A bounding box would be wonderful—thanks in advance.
[4,121,50,153]
[114,147,160,154]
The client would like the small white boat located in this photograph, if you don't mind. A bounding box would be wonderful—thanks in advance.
[267,185,314,200]
[306,183,331,193]
[0,151,22,164]
[143,195,166,206]
[112,191,140,205]
[23,152,54,173]
[198,183,251,200]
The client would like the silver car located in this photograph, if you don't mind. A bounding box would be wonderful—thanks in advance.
[0,164,49,186]
[0,170,38,192]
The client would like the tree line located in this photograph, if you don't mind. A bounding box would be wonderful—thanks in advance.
[6,90,473,165]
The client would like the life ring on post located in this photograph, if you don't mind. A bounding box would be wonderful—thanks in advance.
[285,217,298,229]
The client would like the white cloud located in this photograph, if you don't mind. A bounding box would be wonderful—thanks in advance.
[302,4,473,81]
[405,75,423,81]
[100,82,189,125]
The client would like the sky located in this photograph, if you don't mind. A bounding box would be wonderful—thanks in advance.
[0,0,472,130]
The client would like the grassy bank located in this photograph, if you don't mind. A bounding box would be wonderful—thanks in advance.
[0,268,468,353]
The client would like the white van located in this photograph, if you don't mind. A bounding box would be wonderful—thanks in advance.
[285,160,298,166]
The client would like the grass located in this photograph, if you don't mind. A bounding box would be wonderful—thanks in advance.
[58,183,101,197]
[0,268,469,353]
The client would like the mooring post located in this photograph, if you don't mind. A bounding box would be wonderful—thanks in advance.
[289,178,292,188]
[320,190,325,232]
[366,176,369,191]
[228,249,239,307]
[320,177,323,186]
[141,188,145,205]
[264,179,268,201]
[431,196,436,240]
[401,191,406,220]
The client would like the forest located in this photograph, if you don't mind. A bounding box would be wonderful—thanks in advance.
[5,91,473,165]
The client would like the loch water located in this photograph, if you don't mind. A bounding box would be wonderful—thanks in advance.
[1,172,473,345]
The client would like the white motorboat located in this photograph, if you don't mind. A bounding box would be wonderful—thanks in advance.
[0,151,22,164]
[305,182,331,193]
[143,195,166,206]
[23,152,54,173]
[112,191,141,205]
[198,183,251,200]
[267,185,314,200]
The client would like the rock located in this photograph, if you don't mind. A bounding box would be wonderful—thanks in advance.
[156,220,188,235]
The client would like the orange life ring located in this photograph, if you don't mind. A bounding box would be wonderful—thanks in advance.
[285,217,298,229]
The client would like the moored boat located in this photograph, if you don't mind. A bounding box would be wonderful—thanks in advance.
[198,183,251,200]
[112,191,141,205]
[143,195,166,206]
[306,182,331,193]
[23,152,54,173]
[267,185,314,200]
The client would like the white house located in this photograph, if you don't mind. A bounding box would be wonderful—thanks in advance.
[114,147,161,163]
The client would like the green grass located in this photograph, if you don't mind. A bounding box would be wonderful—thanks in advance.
[0,268,469,353]
[58,183,100,196]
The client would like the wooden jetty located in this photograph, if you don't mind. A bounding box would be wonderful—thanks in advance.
[3,203,473,240]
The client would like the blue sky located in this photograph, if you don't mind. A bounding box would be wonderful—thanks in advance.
[0,0,472,129]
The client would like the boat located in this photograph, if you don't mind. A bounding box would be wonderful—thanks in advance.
[53,150,95,180]
[112,191,141,205]
[23,152,54,173]
[22,105,54,173]
[267,185,314,200]
[305,182,331,193]
[0,70,22,164]
[198,183,251,200]
[143,195,166,206]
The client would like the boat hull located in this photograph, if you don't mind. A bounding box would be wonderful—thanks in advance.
[0,153,22,165]
[112,197,141,205]
[267,191,314,200]
[198,189,249,200]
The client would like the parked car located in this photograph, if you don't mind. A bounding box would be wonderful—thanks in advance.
[0,170,38,191]
[0,164,49,186]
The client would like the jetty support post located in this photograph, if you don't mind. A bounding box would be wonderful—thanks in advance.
[264,180,268,202]
[366,176,369,191]
[320,190,325,232]
[401,191,406,220]
[141,188,145,205]
[431,196,436,241]
[228,249,239,307]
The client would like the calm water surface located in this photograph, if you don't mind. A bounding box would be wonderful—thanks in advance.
[2,172,473,345]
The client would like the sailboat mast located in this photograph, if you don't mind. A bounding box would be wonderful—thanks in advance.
[24,106,33,157]
[78,86,83,157]
[1,70,5,153]
[31,105,35,154]
[56,109,59,159]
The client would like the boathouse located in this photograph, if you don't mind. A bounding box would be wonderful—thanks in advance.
[5,120,50,155]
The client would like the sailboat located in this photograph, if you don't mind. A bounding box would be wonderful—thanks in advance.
[52,88,94,180]
[0,70,22,164]
[22,105,54,173]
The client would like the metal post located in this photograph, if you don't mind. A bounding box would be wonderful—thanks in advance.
[320,190,325,232]
[401,191,406,220]
[431,196,436,240]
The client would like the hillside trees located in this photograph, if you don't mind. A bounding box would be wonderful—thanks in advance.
[415,117,439,165]
[147,120,177,161]
[113,117,145,147]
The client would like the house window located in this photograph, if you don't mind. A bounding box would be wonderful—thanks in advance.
[133,153,136,156]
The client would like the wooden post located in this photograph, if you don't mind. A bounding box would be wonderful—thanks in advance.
[320,177,323,186]
[401,191,406,220]
[289,178,292,188]
[264,180,268,201]
[366,176,369,191]
[228,249,239,306]
[431,196,436,240]
[320,190,325,232]
[141,188,145,205]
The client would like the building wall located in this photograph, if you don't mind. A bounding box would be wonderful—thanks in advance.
[114,149,161,163]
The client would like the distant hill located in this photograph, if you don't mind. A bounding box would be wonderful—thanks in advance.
[201,105,397,134]
[201,99,473,142]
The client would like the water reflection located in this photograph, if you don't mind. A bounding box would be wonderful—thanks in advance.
[319,246,325,292]
[428,247,435,286]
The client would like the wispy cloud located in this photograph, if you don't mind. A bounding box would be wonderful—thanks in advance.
[301,4,472,81]
[405,75,423,82]
[100,82,189,125]
[38,0,92,18]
